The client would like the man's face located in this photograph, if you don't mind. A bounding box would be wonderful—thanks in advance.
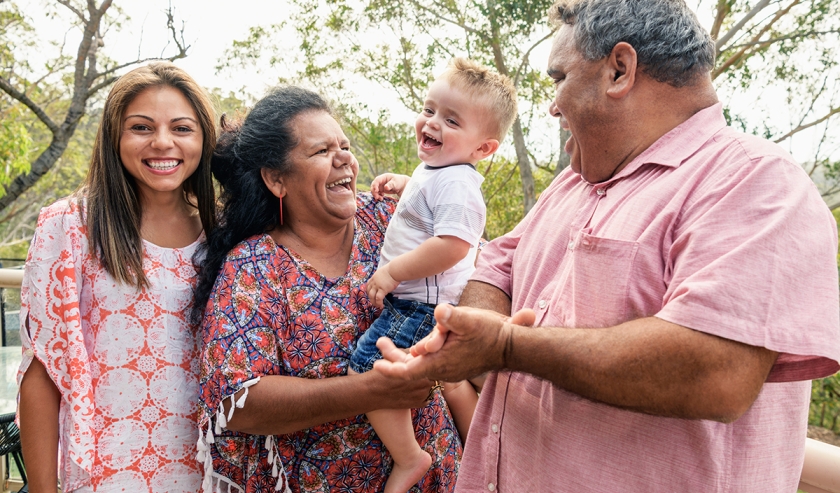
[547,26,616,183]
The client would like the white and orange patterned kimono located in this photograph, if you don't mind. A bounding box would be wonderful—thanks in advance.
[16,199,203,492]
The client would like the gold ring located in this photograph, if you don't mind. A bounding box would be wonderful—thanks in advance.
[426,381,444,401]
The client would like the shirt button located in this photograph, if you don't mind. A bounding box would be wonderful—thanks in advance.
[538,300,547,309]
[24,348,34,358]
[596,188,606,196]
[568,240,574,250]
[491,424,499,433]
[488,484,496,492]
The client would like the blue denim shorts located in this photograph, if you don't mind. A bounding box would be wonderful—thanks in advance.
[350,295,436,373]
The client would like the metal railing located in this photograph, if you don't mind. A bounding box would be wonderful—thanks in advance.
[0,267,837,490]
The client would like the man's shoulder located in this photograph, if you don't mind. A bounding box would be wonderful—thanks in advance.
[710,126,799,170]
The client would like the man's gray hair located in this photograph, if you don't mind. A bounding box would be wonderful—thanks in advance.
[549,0,715,87]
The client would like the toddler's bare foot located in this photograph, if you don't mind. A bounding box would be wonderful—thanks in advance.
[384,448,432,493]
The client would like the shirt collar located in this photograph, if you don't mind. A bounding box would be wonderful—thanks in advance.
[595,102,726,185]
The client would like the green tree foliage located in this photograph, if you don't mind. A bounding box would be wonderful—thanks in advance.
[219,0,839,236]
[0,0,190,212]
[811,373,840,434]
[219,0,557,215]
[0,106,32,190]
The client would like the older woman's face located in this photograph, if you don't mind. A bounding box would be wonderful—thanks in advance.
[282,111,359,227]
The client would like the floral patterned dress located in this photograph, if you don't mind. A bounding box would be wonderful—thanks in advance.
[198,194,461,493]
[16,199,203,492]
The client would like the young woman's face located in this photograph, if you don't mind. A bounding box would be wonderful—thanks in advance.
[119,85,203,203]
[279,111,359,228]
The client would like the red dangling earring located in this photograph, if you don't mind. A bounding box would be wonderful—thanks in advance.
[279,197,284,225]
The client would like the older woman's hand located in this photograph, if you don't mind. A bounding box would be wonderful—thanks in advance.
[365,364,438,408]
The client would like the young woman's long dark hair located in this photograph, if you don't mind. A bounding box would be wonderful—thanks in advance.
[192,86,332,323]
[82,62,217,289]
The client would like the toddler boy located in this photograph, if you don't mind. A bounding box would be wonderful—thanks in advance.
[349,57,518,493]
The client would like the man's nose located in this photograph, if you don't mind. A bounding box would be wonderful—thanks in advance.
[548,101,560,118]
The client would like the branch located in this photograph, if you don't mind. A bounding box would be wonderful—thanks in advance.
[86,76,116,98]
[0,76,60,133]
[57,0,87,22]
[723,29,840,50]
[710,0,730,41]
[405,0,490,43]
[86,5,189,98]
[514,31,554,87]
[715,0,772,52]
[163,3,190,59]
[713,0,800,79]
[774,107,840,143]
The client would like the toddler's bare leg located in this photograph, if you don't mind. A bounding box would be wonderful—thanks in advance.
[348,368,431,492]
[441,380,479,441]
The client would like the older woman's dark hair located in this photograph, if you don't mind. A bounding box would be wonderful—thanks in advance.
[82,61,217,289]
[193,86,333,323]
[549,0,715,87]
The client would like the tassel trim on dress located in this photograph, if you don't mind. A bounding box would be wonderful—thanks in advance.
[196,377,292,493]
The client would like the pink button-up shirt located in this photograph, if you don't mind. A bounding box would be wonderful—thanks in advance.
[463,103,840,492]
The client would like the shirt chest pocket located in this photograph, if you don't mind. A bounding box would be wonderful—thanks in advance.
[550,232,640,329]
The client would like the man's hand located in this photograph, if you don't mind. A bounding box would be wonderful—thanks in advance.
[370,173,411,199]
[366,265,400,309]
[375,304,535,382]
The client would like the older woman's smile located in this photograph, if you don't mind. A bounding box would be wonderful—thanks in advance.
[326,176,353,190]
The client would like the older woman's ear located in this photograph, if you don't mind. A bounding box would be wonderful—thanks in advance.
[260,168,287,199]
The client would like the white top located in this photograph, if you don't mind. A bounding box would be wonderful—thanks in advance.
[379,163,485,305]
[17,199,203,493]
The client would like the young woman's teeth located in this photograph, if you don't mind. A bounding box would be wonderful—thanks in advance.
[145,160,180,171]
[327,177,351,189]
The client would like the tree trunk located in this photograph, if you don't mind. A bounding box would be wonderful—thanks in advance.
[511,117,536,214]
[0,135,73,211]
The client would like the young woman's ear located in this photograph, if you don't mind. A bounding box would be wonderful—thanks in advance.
[260,168,287,199]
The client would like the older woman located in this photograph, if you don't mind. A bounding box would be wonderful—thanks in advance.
[193,87,461,493]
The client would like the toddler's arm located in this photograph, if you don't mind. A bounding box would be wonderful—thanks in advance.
[366,235,470,308]
[370,173,411,199]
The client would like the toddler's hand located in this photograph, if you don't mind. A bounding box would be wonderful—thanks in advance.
[411,327,447,356]
[370,173,411,199]
[366,266,400,309]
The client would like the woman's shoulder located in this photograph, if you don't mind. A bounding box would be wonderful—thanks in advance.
[37,196,85,229]
[222,233,277,264]
[356,192,396,234]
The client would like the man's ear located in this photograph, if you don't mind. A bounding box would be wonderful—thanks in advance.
[473,139,500,161]
[260,168,286,199]
[607,41,637,99]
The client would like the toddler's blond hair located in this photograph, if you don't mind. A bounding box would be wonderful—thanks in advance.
[439,58,519,141]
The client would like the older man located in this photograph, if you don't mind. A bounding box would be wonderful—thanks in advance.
[376,0,840,491]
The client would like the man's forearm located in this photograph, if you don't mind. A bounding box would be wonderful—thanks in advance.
[505,316,779,422]
[459,280,511,315]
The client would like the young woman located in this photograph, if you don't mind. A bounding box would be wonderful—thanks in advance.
[17,62,216,493]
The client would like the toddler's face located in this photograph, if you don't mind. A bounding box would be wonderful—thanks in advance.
[415,79,491,167]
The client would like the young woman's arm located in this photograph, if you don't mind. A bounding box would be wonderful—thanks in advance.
[19,357,61,493]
